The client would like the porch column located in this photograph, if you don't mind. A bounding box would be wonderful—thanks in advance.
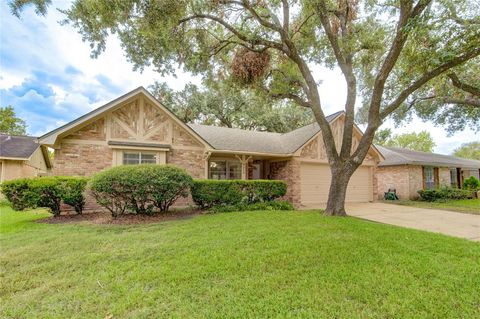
[203,151,211,179]
[235,155,251,180]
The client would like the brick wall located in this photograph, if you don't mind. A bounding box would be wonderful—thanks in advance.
[439,167,451,186]
[54,143,113,176]
[269,159,301,207]
[376,165,410,200]
[167,149,205,178]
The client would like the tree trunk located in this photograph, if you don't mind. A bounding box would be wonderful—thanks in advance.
[324,165,354,216]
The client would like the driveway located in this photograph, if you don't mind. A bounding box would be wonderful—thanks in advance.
[346,202,480,241]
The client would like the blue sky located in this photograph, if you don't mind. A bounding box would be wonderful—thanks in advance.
[0,1,476,154]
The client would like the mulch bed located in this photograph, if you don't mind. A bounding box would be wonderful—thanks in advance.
[37,209,203,225]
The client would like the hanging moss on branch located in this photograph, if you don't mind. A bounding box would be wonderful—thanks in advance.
[231,48,270,84]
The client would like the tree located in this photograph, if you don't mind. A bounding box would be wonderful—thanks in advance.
[11,0,480,216]
[0,106,27,135]
[376,130,436,152]
[150,80,313,133]
[373,128,393,146]
[453,142,480,160]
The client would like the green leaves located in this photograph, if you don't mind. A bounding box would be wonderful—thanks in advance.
[0,106,27,135]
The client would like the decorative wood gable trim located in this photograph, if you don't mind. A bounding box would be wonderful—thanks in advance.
[294,113,384,162]
[38,87,213,150]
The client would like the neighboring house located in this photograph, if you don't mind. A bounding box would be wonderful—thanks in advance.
[0,134,52,183]
[38,87,383,208]
[376,145,480,200]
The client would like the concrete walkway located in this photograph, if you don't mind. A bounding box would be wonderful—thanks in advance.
[346,202,480,241]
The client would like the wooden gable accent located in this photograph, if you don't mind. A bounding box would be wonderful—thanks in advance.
[298,114,380,164]
[62,94,204,149]
[64,118,106,141]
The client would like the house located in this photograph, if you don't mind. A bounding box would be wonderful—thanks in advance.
[376,145,480,200]
[0,134,52,183]
[38,87,383,208]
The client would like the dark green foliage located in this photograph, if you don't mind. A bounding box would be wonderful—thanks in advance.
[463,176,480,190]
[26,177,64,216]
[418,186,474,202]
[207,200,294,213]
[1,178,31,210]
[89,165,193,217]
[0,176,88,215]
[57,177,89,214]
[191,180,287,209]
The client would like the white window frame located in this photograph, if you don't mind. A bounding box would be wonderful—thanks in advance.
[112,149,167,166]
[122,151,157,165]
[209,159,242,180]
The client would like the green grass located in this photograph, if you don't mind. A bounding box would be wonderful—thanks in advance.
[390,198,480,215]
[1,205,479,318]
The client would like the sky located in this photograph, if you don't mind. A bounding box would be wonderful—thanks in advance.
[0,1,477,154]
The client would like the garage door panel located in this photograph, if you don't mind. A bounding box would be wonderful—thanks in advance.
[300,163,372,205]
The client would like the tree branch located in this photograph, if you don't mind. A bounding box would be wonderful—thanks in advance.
[380,47,480,119]
[448,73,480,97]
[410,95,480,108]
[179,13,285,52]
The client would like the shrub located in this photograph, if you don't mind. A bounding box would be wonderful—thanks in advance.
[27,177,64,216]
[208,200,294,213]
[191,180,287,209]
[191,180,244,209]
[418,186,473,202]
[463,176,480,190]
[1,178,32,210]
[89,165,193,217]
[57,177,89,214]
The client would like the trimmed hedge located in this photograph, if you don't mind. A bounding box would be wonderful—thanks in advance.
[57,177,89,214]
[191,180,287,209]
[207,200,294,213]
[89,164,193,217]
[1,178,31,211]
[418,186,474,202]
[0,176,89,215]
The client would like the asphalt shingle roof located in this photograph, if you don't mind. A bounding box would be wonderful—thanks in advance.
[188,111,343,154]
[376,145,480,169]
[0,134,40,159]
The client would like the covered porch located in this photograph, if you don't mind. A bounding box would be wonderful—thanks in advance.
[204,151,294,181]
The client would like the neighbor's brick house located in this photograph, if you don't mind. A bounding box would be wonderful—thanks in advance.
[376,145,480,200]
[37,87,383,208]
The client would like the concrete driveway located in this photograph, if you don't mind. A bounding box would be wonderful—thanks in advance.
[346,202,480,241]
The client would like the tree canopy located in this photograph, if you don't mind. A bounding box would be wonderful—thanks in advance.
[10,0,480,215]
[0,106,27,135]
[374,129,436,152]
[452,141,480,160]
[150,79,313,133]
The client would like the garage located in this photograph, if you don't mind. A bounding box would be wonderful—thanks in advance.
[300,163,373,207]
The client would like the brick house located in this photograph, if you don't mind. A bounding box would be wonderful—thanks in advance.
[0,134,51,183]
[376,145,480,200]
[37,87,383,208]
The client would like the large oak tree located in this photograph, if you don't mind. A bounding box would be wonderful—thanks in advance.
[11,0,480,215]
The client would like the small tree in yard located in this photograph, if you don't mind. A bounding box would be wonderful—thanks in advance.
[11,0,480,215]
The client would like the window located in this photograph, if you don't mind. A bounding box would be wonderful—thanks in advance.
[122,152,157,165]
[209,160,241,180]
[423,166,437,189]
[450,168,458,188]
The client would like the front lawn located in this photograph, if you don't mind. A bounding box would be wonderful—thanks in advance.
[389,198,480,215]
[1,205,479,318]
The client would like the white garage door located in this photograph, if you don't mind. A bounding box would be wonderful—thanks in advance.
[300,163,373,206]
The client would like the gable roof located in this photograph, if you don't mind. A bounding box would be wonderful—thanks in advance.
[188,111,344,155]
[39,87,212,148]
[0,134,40,159]
[376,145,480,169]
